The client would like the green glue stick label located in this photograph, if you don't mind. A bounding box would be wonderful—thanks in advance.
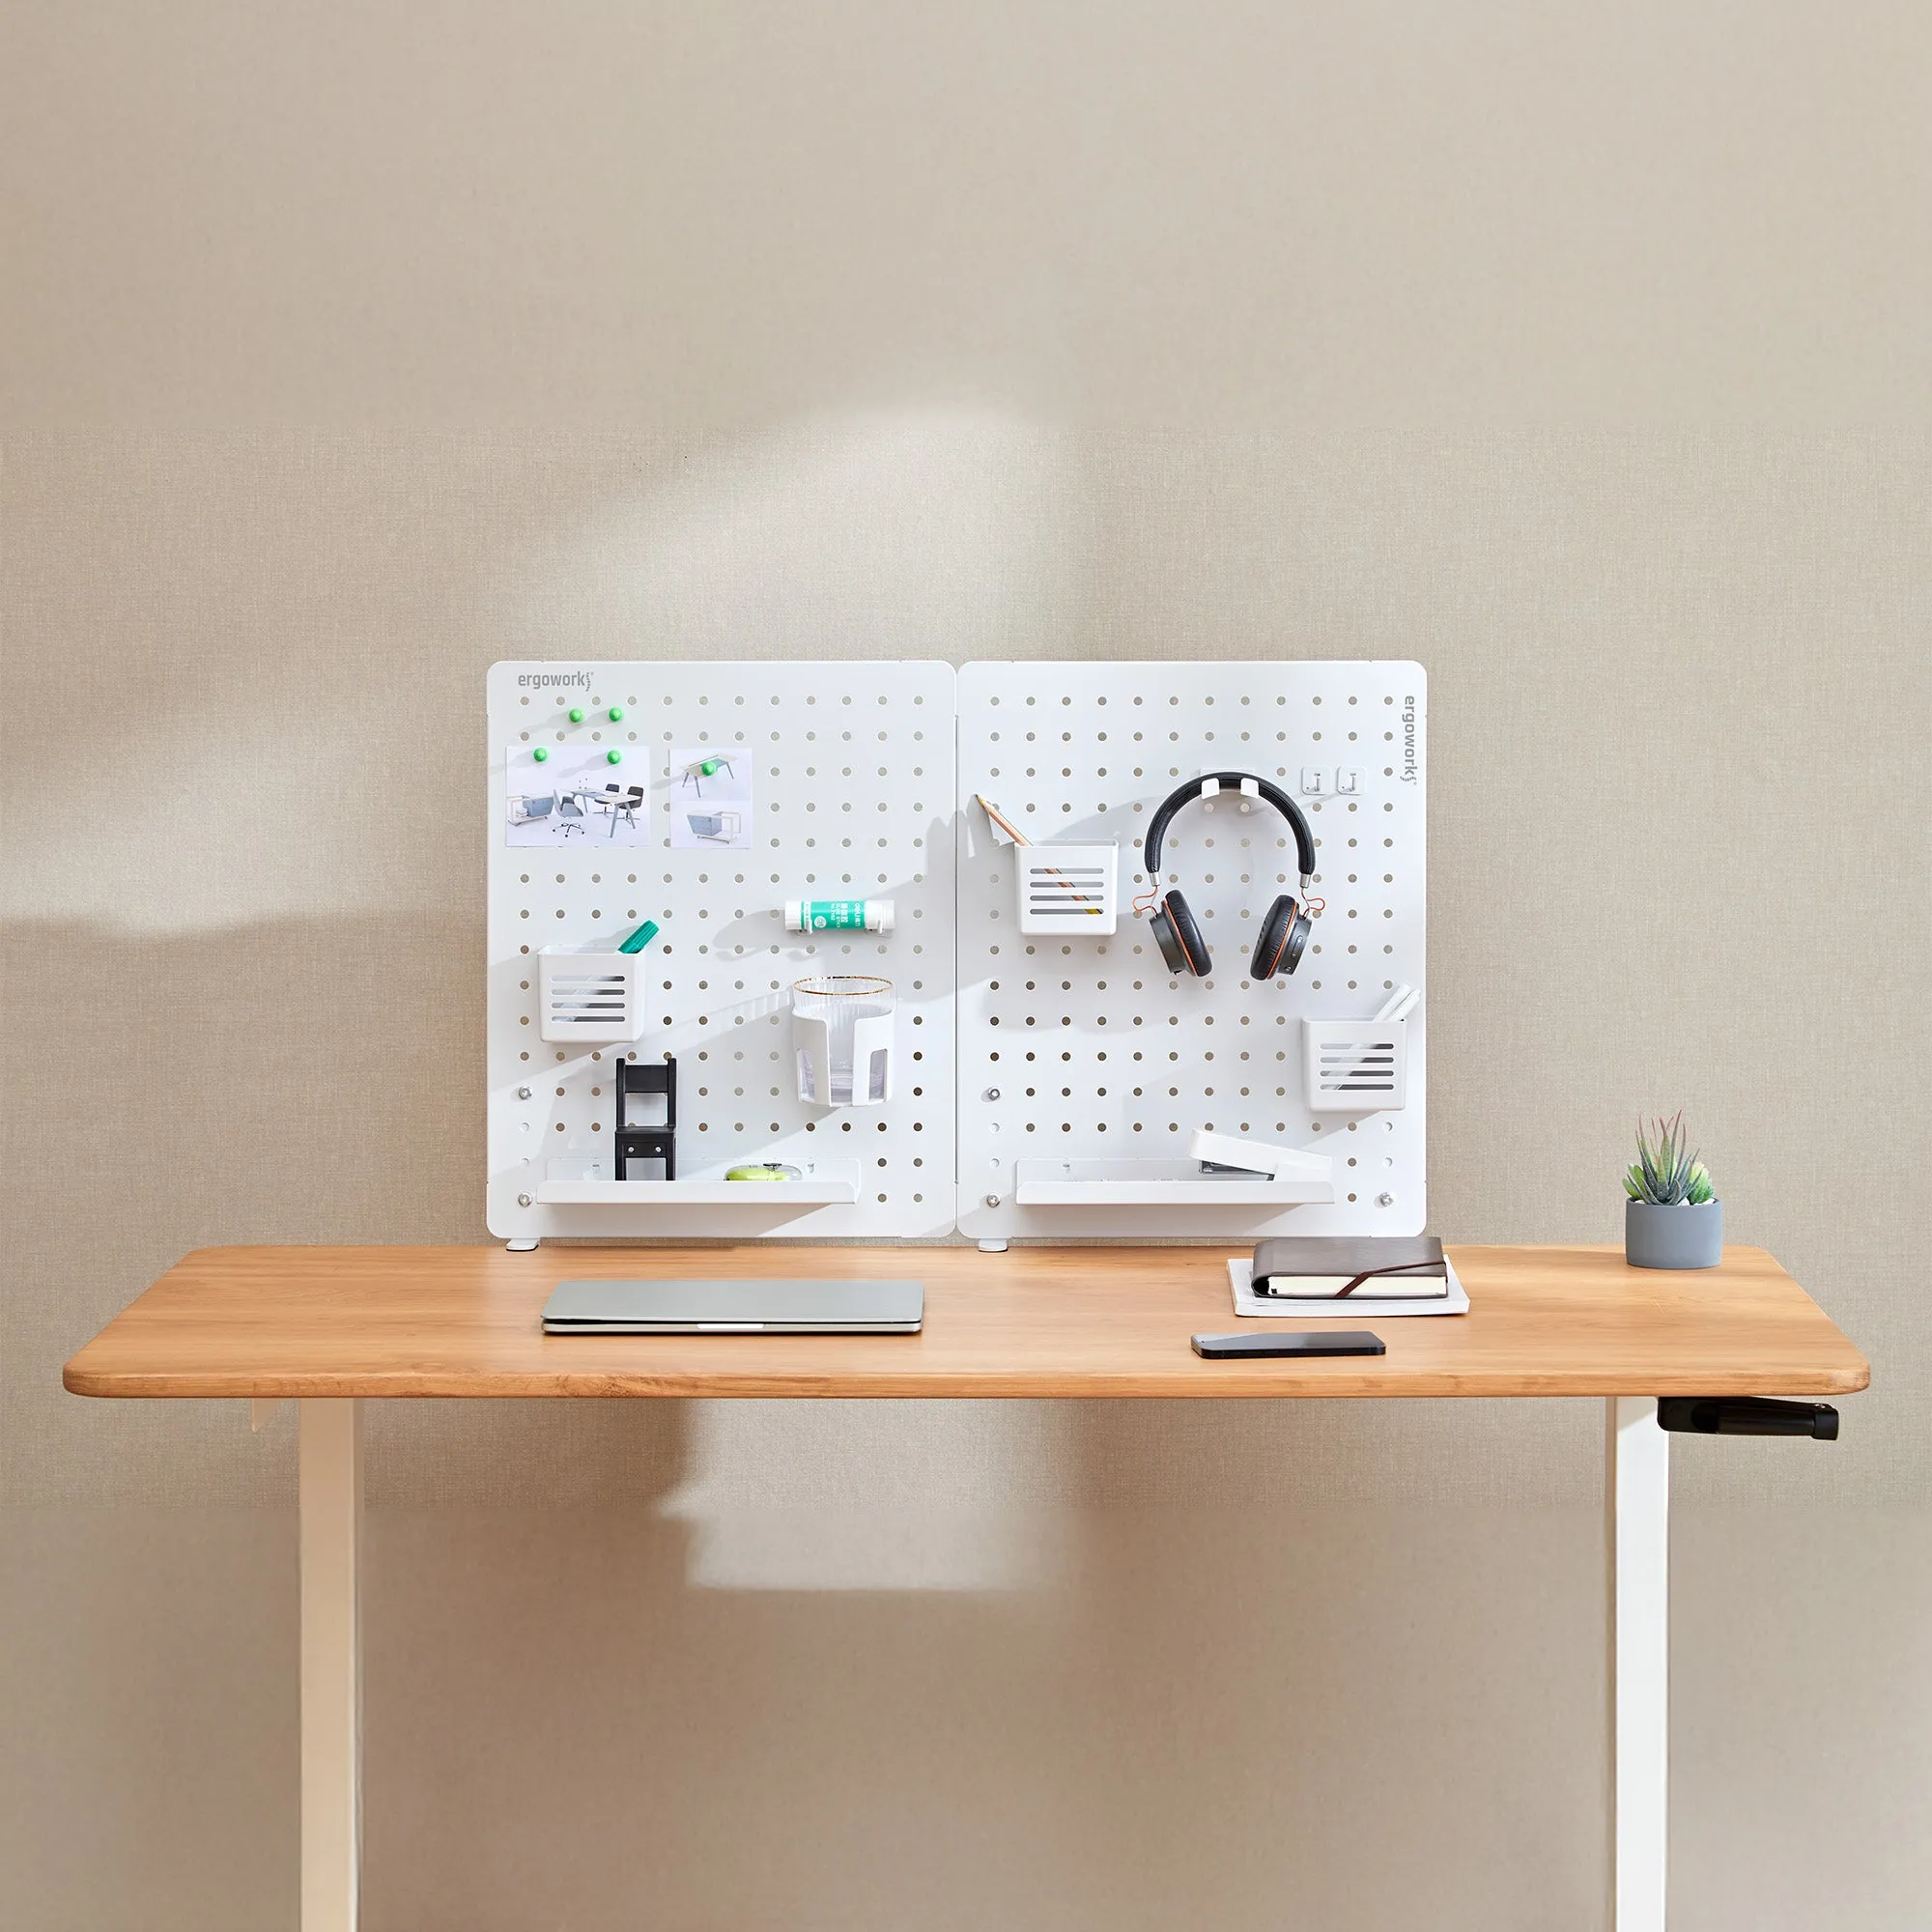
[784,899,895,934]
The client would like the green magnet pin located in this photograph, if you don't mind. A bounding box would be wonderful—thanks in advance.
[607,749,623,765]
[608,705,625,722]
[531,746,549,762]
[568,707,585,724]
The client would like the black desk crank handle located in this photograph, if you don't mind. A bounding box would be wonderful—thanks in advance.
[1658,1397,1839,1440]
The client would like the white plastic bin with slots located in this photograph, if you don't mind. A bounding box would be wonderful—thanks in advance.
[537,950,646,1044]
[1302,1016,1409,1112]
[1016,844,1118,935]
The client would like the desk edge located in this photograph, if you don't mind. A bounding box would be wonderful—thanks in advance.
[63,1364,1873,1401]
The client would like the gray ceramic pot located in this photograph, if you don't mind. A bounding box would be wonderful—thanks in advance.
[1625,1199,1722,1269]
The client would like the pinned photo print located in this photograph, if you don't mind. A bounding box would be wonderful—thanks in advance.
[505,745,649,845]
[669,747,754,849]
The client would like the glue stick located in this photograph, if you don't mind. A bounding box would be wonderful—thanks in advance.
[785,899,895,934]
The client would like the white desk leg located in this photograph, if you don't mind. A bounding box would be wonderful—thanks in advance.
[300,1398,362,1932]
[1607,1395,1668,1932]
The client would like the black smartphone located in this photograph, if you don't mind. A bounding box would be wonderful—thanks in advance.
[1191,1330,1385,1359]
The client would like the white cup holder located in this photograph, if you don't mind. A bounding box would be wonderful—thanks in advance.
[792,975,895,1108]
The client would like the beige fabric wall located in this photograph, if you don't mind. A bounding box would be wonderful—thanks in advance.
[3,7,1928,1930]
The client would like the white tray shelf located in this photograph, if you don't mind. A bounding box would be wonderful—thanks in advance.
[537,1160,860,1206]
[1014,1157,1335,1207]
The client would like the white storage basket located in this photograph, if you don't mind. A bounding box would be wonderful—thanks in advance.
[1016,844,1118,935]
[538,950,646,1044]
[1302,1016,1409,1112]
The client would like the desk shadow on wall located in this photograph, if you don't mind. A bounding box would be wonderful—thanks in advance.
[359,1497,1605,1932]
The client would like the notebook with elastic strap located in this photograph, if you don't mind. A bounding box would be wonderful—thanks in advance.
[1250,1236,1446,1299]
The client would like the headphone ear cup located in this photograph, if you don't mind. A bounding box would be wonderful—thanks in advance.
[1251,895,1311,979]
[1160,890,1211,977]
[1149,902,1188,975]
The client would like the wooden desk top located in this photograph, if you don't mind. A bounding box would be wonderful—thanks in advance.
[63,1244,1867,1402]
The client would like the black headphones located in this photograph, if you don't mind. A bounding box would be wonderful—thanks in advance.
[1139,772,1320,980]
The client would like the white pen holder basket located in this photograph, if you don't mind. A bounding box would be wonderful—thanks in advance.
[1302,1015,1409,1112]
[1016,843,1118,935]
[538,949,646,1044]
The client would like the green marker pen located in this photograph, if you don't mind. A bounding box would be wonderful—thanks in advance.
[618,919,660,955]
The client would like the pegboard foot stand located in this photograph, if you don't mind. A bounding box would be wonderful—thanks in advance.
[979,1238,1009,1253]
[505,1239,538,1252]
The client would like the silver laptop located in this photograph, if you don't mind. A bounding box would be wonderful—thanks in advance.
[542,1278,923,1335]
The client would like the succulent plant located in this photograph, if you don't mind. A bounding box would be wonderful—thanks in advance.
[1625,1111,1716,1206]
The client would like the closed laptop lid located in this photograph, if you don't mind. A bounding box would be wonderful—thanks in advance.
[542,1278,923,1330]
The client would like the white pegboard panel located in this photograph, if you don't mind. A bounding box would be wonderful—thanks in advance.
[955,661,1426,1242]
[488,661,956,1241]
